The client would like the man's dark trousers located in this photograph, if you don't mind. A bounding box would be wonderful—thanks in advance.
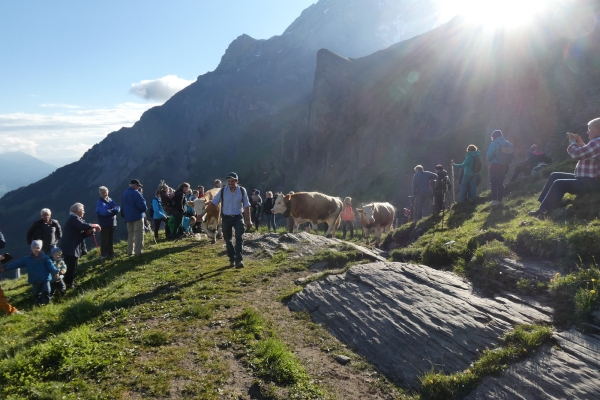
[537,172,600,212]
[222,214,245,263]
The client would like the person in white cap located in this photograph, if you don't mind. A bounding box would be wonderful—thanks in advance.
[0,240,58,306]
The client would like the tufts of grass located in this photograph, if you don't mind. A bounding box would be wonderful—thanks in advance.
[0,324,124,398]
[140,330,170,347]
[549,264,600,324]
[419,324,552,400]
[231,308,327,398]
[390,247,423,262]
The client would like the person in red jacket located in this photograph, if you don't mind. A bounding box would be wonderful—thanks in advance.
[340,197,355,240]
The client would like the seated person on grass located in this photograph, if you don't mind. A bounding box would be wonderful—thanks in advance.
[0,240,59,306]
[529,117,600,217]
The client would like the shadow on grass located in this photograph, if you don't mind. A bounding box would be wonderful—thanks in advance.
[482,206,518,229]
[8,238,240,347]
[447,202,477,228]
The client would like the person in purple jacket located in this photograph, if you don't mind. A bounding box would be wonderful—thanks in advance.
[95,186,120,260]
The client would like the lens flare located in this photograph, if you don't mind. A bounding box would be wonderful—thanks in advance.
[438,0,555,29]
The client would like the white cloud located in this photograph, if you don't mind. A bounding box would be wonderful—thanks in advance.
[39,103,81,109]
[129,75,194,101]
[0,102,159,167]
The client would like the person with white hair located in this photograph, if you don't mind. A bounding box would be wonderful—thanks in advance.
[58,203,100,289]
[95,186,120,259]
[529,118,600,217]
[26,208,62,254]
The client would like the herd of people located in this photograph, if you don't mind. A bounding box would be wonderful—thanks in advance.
[2,118,600,316]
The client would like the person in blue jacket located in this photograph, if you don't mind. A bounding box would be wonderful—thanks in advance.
[486,130,514,205]
[412,165,438,220]
[0,240,58,306]
[95,186,120,260]
[121,179,147,256]
[453,145,482,202]
[152,189,168,240]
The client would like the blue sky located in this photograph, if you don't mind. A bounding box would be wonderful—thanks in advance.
[0,1,316,166]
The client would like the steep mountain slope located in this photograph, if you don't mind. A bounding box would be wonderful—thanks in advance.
[0,0,442,255]
[0,151,56,198]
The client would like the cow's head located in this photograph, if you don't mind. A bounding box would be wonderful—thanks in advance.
[362,205,375,224]
[272,193,291,215]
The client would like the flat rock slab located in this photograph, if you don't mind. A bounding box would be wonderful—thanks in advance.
[465,329,600,399]
[288,262,552,389]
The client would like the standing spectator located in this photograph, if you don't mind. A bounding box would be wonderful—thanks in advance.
[49,247,67,296]
[250,189,262,230]
[1,240,58,306]
[433,165,452,212]
[214,179,222,188]
[152,189,168,240]
[0,231,21,315]
[204,172,252,267]
[263,191,277,233]
[122,179,147,256]
[26,208,62,254]
[412,165,437,220]
[59,203,100,288]
[197,186,205,198]
[453,145,482,203]
[95,186,120,259]
[340,197,355,239]
[529,118,600,216]
[185,189,196,218]
[486,130,514,206]
[159,181,174,238]
[170,183,190,239]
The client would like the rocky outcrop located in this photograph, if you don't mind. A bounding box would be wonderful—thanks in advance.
[288,262,553,388]
[465,329,600,399]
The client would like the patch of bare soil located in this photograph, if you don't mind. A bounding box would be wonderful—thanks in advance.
[218,232,404,399]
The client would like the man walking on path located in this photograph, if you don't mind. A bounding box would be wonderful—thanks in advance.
[487,130,514,206]
[529,118,600,217]
[412,165,437,220]
[204,172,252,268]
[122,179,147,256]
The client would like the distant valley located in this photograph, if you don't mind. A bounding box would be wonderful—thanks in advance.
[0,151,56,198]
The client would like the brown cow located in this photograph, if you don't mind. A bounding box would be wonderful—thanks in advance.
[357,202,395,247]
[202,187,223,243]
[272,192,342,237]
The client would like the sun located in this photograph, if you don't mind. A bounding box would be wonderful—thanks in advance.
[438,0,555,28]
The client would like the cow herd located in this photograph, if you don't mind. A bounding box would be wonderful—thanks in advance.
[186,189,395,247]
[271,191,395,247]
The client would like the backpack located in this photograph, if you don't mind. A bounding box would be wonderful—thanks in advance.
[470,153,482,173]
[495,140,515,165]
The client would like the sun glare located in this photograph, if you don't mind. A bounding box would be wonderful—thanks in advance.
[443,0,553,28]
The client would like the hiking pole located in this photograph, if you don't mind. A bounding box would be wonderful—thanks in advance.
[451,162,456,204]
[92,231,105,266]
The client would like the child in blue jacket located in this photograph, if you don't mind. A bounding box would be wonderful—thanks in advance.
[0,240,58,306]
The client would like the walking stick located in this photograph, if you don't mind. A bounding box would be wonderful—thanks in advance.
[92,231,105,266]
[451,162,456,204]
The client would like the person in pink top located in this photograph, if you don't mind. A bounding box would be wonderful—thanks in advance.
[340,197,355,239]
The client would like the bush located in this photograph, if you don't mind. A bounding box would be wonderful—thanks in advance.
[549,265,600,324]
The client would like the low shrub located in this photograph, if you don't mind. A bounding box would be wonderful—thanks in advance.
[549,264,600,324]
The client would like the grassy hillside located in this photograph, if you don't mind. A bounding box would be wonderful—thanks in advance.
[0,231,410,399]
[385,160,600,327]
[2,159,599,399]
